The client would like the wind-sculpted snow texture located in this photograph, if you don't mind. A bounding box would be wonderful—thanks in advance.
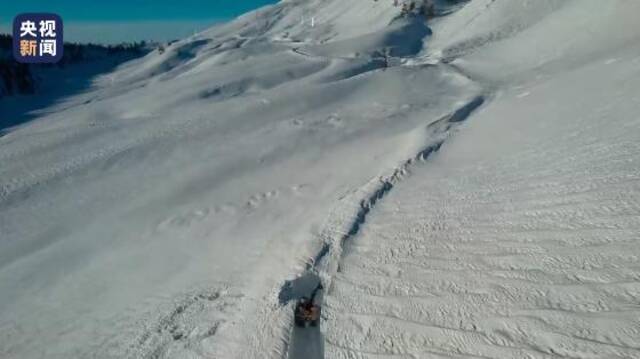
[1,0,640,358]
[322,0,640,358]
[324,69,640,357]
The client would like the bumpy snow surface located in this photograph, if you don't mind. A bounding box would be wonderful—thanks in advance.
[1,0,640,358]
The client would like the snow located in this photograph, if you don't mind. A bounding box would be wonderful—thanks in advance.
[1,0,640,358]
[323,52,640,358]
[0,50,143,133]
[321,0,640,358]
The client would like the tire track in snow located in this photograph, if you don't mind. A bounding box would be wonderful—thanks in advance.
[280,95,486,358]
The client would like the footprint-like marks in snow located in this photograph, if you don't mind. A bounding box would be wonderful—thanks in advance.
[157,184,310,230]
[245,184,310,210]
[133,288,242,359]
[246,190,280,209]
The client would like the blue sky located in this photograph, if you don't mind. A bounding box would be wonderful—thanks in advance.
[0,0,277,43]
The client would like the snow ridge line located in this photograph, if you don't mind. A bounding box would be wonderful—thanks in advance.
[310,95,485,282]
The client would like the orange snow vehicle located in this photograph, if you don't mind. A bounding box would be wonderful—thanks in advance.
[294,297,321,327]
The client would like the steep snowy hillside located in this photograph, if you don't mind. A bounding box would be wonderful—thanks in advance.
[1,0,638,358]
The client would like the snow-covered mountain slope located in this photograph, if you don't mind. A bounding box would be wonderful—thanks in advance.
[0,1,471,358]
[1,0,639,358]
[321,0,640,358]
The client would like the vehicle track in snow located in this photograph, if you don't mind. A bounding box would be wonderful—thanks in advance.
[280,92,487,359]
[278,8,491,357]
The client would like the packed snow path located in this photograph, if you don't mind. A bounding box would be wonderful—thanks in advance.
[282,271,325,359]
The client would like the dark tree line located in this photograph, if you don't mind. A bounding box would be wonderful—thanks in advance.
[0,34,147,97]
[0,59,35,96]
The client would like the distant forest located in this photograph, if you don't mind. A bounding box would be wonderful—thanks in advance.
[0,34,148,97]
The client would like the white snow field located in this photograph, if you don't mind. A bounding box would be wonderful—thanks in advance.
[320,0,640,358]
[1,0,639,358]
